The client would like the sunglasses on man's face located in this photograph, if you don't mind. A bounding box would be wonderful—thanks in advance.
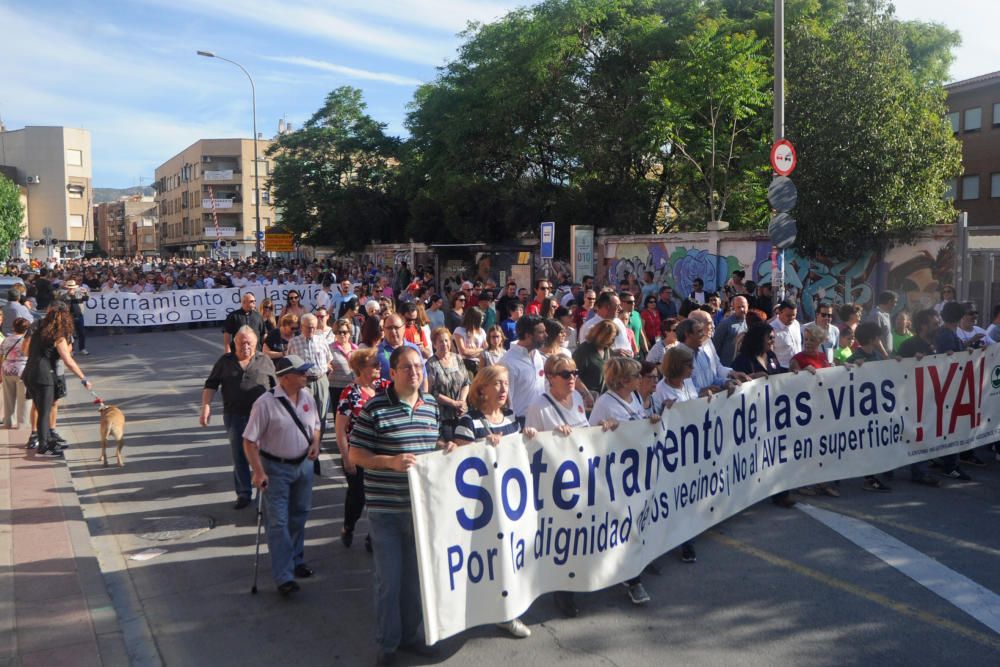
[550,370,580,379]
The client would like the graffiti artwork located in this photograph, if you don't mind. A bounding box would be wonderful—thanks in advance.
[605,243,742,297]
[752,240,955,320]
[599,229,954,321]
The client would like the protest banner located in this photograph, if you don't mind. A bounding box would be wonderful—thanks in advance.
[409,345,1000,643]
[83,285,324,327]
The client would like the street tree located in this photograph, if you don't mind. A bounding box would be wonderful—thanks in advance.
[266,86,404,251]
[0,175,25,261]
[649,18,771,227]
[785,0,961,255]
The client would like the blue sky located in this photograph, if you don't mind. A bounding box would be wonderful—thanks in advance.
[0,0,993,188]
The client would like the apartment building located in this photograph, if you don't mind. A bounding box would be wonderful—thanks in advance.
[945,70,1000,315]
[0,124,93,259]
[94,196,158,257]
[154,138,276,257]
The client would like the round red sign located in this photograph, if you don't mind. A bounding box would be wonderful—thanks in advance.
[770,139,797,177]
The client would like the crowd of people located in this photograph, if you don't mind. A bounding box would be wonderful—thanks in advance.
[5,254,998,665]
[191,255,999,666]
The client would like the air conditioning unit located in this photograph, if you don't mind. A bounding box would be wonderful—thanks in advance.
[26,175,40,184]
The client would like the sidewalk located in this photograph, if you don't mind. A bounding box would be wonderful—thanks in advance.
[0,426,128,666]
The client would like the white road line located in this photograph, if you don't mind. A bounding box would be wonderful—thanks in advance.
[798,503,1000,635]
[178,330,222,352]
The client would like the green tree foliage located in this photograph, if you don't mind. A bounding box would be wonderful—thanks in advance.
[0,175,25,261]
[786,0,962,256]
[266,86,404,251]
[649,19,770,225]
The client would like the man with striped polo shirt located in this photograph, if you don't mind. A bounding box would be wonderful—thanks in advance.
[350,346,444,665]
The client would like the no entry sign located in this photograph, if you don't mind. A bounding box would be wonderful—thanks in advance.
[770,139,797,177]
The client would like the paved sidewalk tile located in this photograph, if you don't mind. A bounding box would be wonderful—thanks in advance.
[2,427,128,666]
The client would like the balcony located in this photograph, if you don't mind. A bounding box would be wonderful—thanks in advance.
[203,168,240,182]
[202,198,236,209]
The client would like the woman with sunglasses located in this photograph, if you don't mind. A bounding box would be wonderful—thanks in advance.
[263,314,299,360]
[329,317,359,404]
[337,297,362,345]
[640,296,660,346]
[731,322,785,377]
[451,364,534,638]
[525,355,617,618]
[335,348,389,553]
[258,298,277,335]
[446,292,466,333]
[283,290,305,319]
[313,306,335,347]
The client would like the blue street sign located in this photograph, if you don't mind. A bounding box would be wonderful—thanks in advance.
[540,221,555,259]
[255,230,265,240]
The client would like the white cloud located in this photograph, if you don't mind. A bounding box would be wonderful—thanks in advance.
[149,0,456,66]
[264,56,424,86]
[342,0,517,33]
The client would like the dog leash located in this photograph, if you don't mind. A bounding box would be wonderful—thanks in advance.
[89,389,107,409]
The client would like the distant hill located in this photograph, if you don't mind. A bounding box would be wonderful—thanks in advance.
[93,186,155,203]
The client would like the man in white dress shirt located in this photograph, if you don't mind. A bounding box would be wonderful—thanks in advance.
[499,315,547,426]
[770,300,802,368]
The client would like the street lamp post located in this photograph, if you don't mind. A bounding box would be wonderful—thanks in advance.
[197,50,262,258]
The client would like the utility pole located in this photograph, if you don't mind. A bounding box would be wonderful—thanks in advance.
[772,0,786,304]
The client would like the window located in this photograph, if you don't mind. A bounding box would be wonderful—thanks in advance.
[143,234,153,244]
[944,178,957,200]
[70,214,84,227]
[68,188,83,199]
[992,173,1000,199]
[962,175,980,200]
[994,103,1000,127]
[947,112,959,133]
[964,107,982,132]
[66,149,83,166]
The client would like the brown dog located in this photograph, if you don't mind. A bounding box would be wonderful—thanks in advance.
[99,404,126,467]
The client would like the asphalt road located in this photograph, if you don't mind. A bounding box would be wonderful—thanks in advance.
[56,327,1000,666]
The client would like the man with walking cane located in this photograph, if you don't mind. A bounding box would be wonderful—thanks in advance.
[243,355,321,596]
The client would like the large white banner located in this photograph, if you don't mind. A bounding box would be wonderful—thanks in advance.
[83,285,323,327]
[409,346,1000,643]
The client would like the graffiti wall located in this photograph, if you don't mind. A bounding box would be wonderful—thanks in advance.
[602,237,756,298]
[600,227,955,320]
[751,236,955,319]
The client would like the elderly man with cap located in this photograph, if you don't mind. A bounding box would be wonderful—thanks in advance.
[243,355,321,595]
[2,289,33,336]
[201,326,277,509]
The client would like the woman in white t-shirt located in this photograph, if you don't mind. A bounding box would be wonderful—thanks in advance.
[524,355,617,618]
[453,307,487,374]
[653,345,706,565]
[654,345,706,407]
[588,357,659,606]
